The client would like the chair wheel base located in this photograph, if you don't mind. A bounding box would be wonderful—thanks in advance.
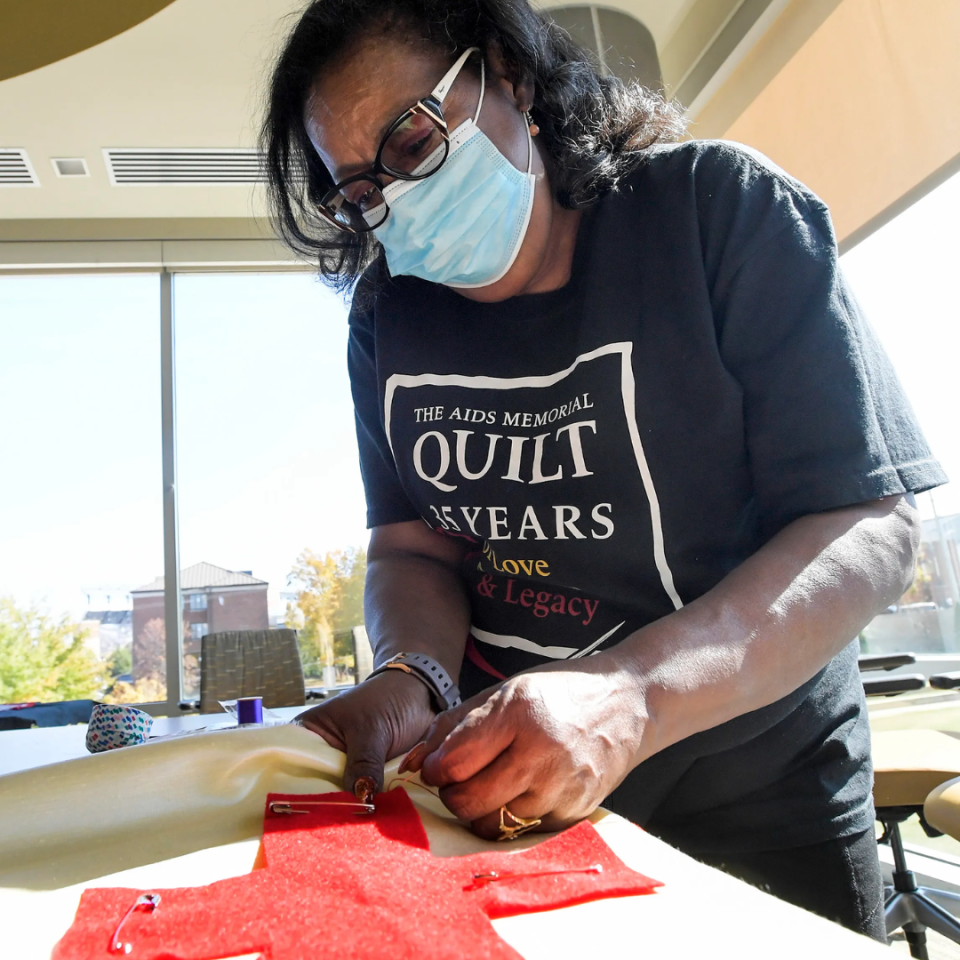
[903,925,929,960]
[882,816,960,959]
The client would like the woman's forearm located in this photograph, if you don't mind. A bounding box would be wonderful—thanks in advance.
[364,521,472,678]
[364,555,471,674]
[607,494,920,762]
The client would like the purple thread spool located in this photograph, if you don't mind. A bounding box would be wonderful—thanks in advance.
[236,696,263,725]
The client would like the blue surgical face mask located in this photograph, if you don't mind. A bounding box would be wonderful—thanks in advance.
[368,62,536,289]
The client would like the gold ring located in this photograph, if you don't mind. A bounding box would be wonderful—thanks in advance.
[497,804,542,842]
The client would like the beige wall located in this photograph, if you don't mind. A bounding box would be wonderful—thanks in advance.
[714,0,960,243]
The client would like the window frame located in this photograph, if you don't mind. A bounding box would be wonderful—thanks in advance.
[0,245,313,716]
[151,263,314,716]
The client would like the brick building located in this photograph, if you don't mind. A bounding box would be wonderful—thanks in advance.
[130,562,269,681]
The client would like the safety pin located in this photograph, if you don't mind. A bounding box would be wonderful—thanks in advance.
[108,893,160,954]
[468,864,603,889]
[268,800,375,816]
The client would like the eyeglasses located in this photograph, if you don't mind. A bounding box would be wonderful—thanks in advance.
[317,47,480,234]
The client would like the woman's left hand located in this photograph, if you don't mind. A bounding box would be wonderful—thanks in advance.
[400,664,648,840]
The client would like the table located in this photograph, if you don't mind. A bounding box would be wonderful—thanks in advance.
[0,705,306,778]
[0,716,891,959]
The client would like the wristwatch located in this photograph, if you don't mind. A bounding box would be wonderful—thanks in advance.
[367,652,461,711]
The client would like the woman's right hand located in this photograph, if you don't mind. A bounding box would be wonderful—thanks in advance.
[294,670,437,796]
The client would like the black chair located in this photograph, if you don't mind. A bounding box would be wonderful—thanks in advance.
[0,716,36,731]
[0,699,97,728]
[859,652,927,697]
[174,629,307,714]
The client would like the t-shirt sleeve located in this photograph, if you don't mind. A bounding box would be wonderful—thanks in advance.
[699,142,946,532]
[347,285,422,529]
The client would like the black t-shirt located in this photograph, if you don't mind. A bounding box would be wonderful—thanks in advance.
[347,140,946,854]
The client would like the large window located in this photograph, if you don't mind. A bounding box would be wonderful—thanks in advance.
[172,274,367,697]
[0,274,162,705]
[842,170,960,658]
[0,271,368,711]
[3,171,955,718]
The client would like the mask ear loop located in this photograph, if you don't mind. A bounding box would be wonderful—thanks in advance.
[474,57,485,124]
[524,110,533,175]
[471,53,530,175]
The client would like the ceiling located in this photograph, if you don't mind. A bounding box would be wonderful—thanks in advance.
[0,0,305,225]
[1,0,956,263]
[1,0,178,83]
[0,0,726,233]
[714,0,960,248]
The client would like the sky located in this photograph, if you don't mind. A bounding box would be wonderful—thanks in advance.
[0,272,365,620]
[840,169,960,521]
[1,170,958,623]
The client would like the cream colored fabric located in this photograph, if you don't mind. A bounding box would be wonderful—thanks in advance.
[0,725,890,959]
[0,724,345,889]
[871,729,960,808]
[0,724,544,889]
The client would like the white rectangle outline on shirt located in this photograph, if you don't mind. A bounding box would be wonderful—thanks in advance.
[382,341,683,611]
[469,626,579,660]
[470,620,627,661]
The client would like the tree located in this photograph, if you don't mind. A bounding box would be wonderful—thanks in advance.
[285,548,366,675]
[101,643,169,704]
[133,617,166,681]
[106,645,132,678]
[0,598,107,703]
[900,544,935,605]
[104,675,167,704]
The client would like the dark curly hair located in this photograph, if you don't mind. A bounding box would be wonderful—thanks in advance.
[261,0,686,290]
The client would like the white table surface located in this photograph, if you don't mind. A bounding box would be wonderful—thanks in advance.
[0,706,308,777]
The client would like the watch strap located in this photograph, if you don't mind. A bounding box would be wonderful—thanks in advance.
[368,653,461,711]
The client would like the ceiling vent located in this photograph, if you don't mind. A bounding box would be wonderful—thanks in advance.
[52,157,90,177]
[0,149,39,186]
[103,148,263,185]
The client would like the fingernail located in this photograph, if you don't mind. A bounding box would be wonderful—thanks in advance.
[399,741,427,774]
[354,776,376,805]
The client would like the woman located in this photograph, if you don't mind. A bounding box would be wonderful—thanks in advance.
[262,0,943,939]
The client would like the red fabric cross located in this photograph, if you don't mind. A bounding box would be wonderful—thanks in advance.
[54,788,661,960]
